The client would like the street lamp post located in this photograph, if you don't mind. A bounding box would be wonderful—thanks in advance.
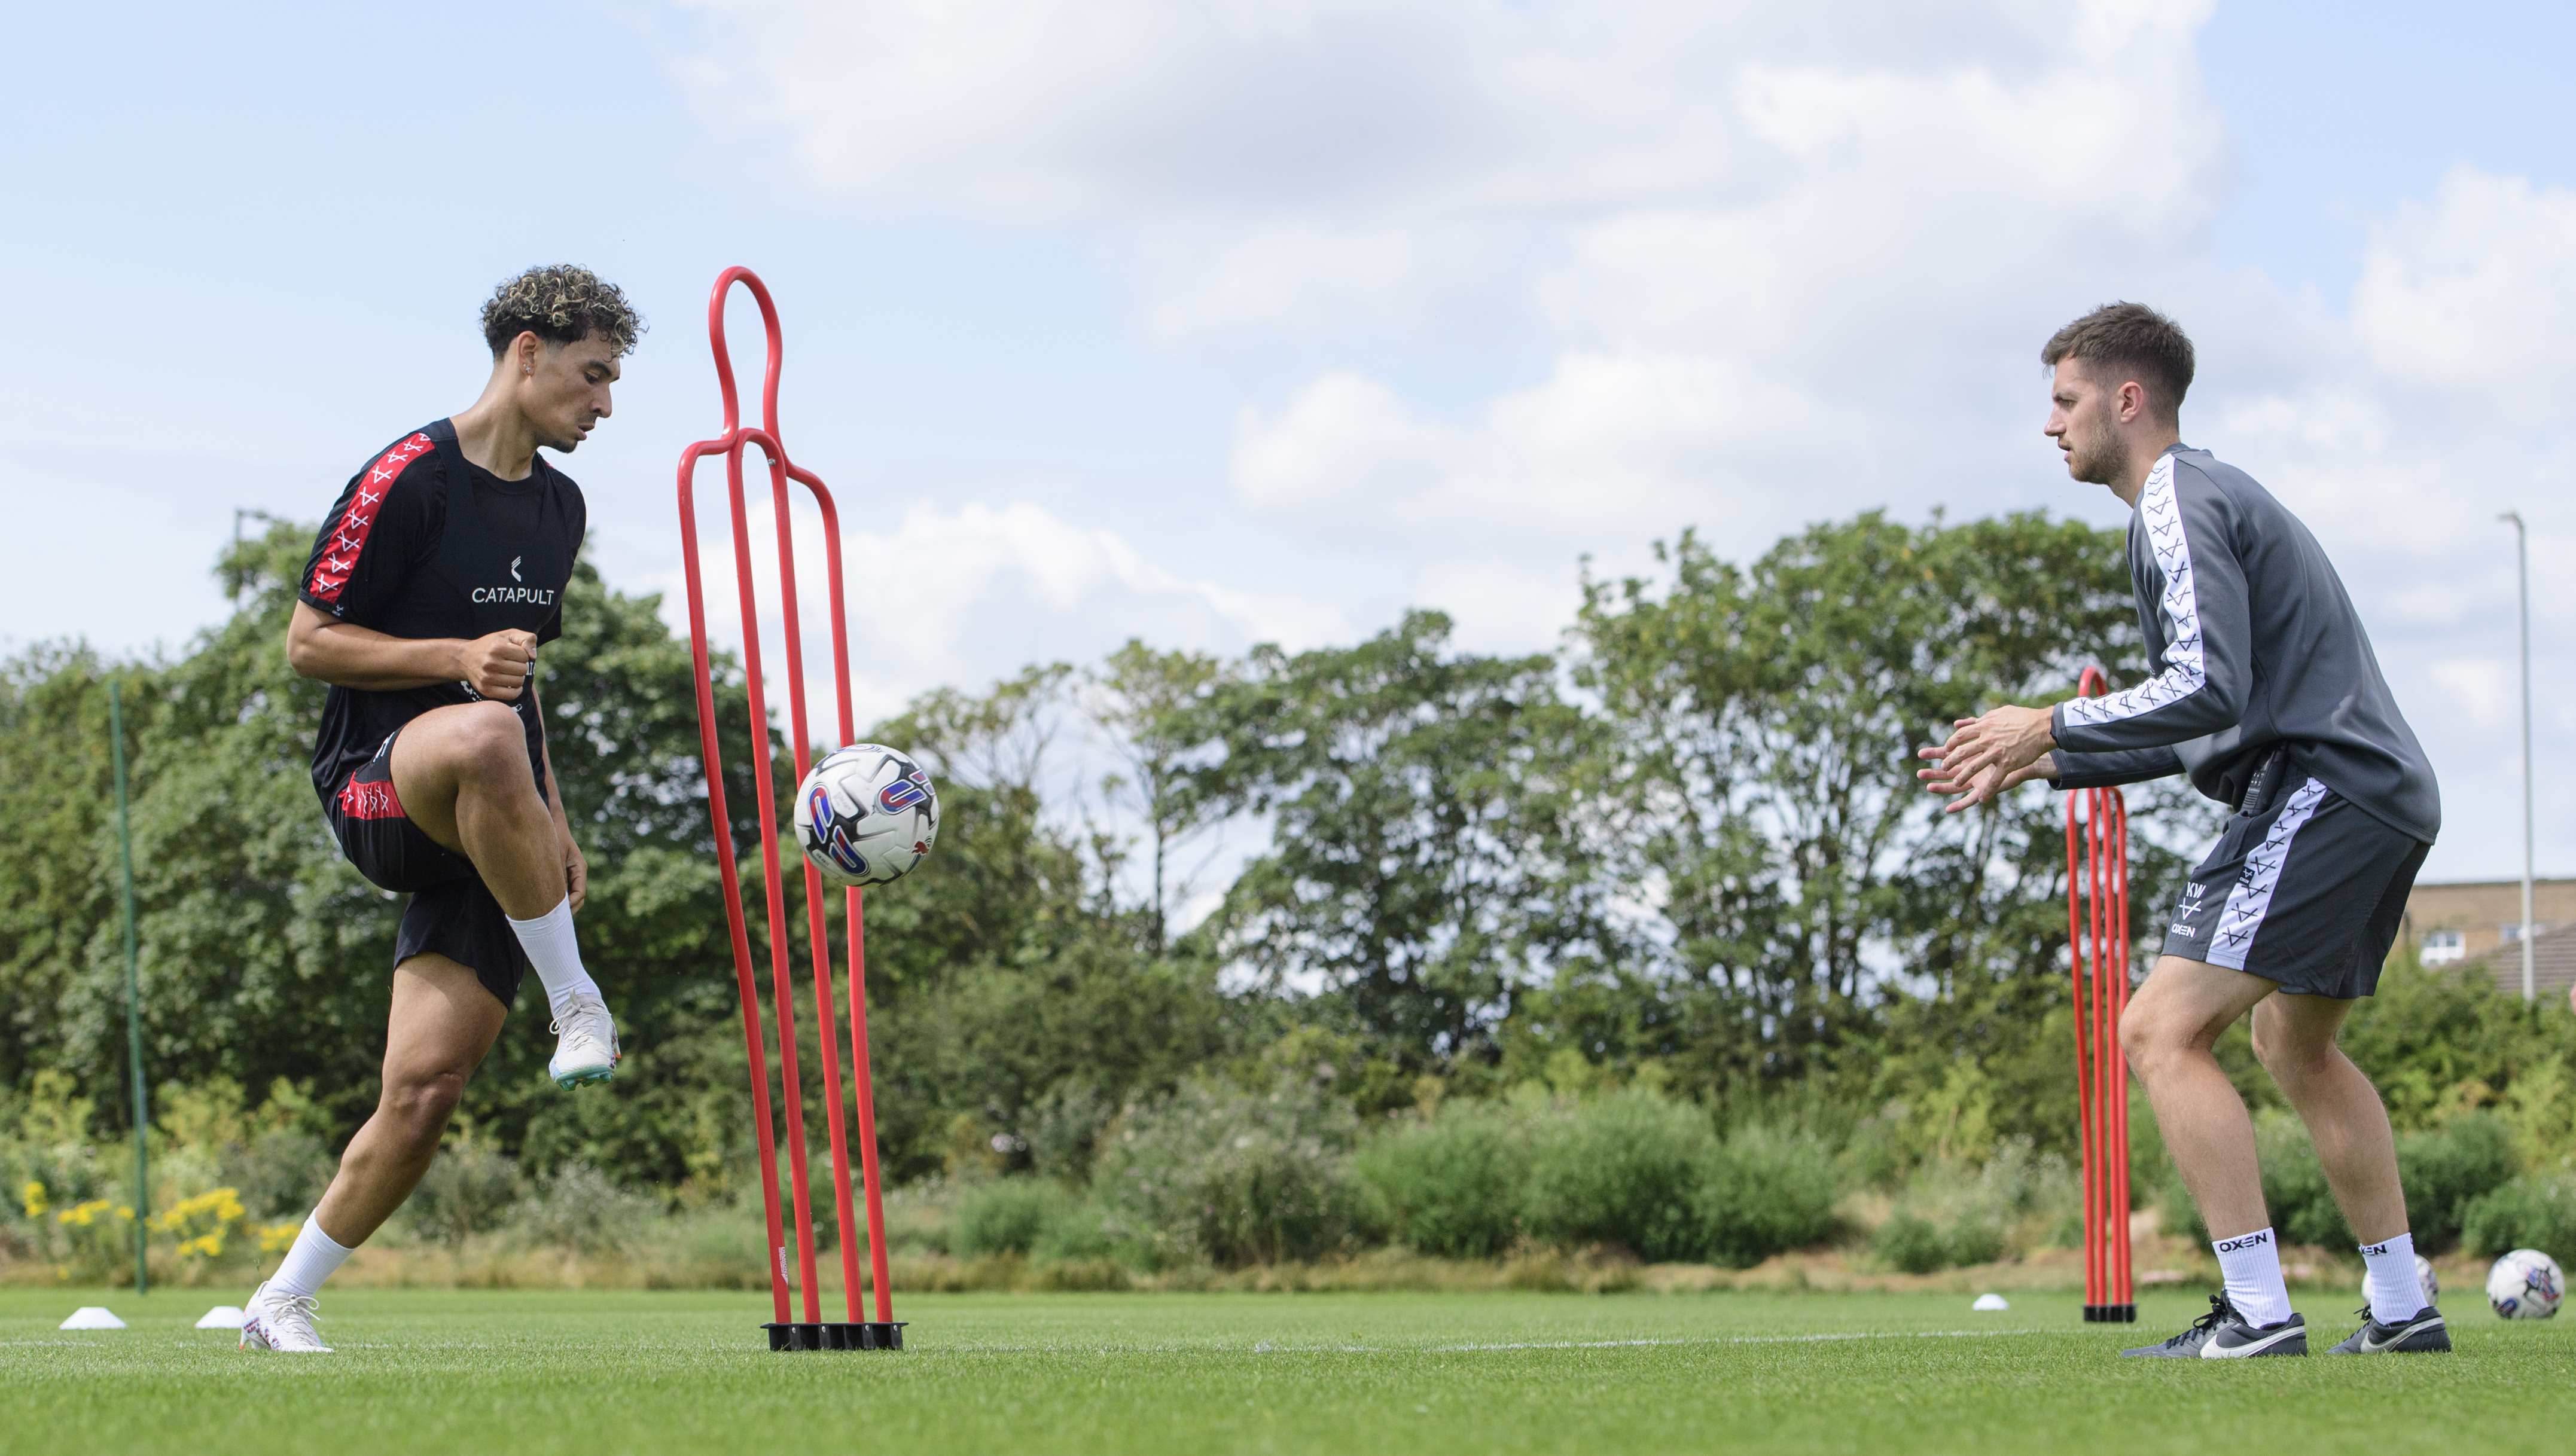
[2502,511,2534,1002]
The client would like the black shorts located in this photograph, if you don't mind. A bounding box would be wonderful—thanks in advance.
[324,727,526,1009]
[2160,771,2429,999]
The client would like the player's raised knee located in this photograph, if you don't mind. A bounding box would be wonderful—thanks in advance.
[437,702,536,785]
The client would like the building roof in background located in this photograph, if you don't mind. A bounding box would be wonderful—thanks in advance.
[2462,920,2576,1002]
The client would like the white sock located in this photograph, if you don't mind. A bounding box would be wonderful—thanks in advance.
[268,1214,354,1299]
[2212,1227,2294,1326]
[2359,1232,2426,1321]
[506,896,601,1017]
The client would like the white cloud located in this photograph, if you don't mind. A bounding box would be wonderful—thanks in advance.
[676,0,2576,878]
[665,495,1348,722]
[677,0,2219,335]
[2429,658,2514,731]
[1232,354,1839,563]
[2354,167,2576,426]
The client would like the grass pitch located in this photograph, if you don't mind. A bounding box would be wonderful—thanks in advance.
[3,1286,2569,1455]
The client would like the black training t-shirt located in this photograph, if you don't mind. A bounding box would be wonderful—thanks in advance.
[300,419,587,804]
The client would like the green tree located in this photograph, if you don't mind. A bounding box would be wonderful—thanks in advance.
[854,665,1236,1180]
[1184,611,1608,1073]
[0,521,780,1193]
[1565,511,2208,1136]
[1083,640,1226,957]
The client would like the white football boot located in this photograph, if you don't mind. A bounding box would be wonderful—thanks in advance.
[548,992,621,1089]
[239,1281,332,1353]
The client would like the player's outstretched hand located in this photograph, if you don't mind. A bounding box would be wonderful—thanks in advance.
[458,629,539,701]
[1919,705,2054,801]
[1915,750,2050,813]
[1917,705,2057,814]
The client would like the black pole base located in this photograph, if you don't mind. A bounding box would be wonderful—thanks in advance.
[2083,1304,2138,1323]
[765,1321,907,1351]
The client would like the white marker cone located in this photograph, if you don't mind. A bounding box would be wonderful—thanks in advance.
[196,1306,249,1329]
[60,1306,126,1330]
[1971,1293,2010,1311]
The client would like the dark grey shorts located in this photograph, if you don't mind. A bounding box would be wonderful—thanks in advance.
[2160,774,2428,999]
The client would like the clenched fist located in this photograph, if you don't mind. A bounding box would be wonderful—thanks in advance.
[456,629,539,701]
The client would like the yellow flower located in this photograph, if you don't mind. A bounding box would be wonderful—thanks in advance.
[150,1188,245,1234]
[19,1181,45,1217]
[56,1199,111,1228]
[257,1222,301,1255]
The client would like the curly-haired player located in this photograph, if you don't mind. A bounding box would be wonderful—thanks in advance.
[240,265,644,1353]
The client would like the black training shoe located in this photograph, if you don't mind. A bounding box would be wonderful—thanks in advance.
[2325,1305,2450,1354]
[2203,1310,2307,1358]
[2120,1295,2308,1359]
[2121,1295,2234,1357]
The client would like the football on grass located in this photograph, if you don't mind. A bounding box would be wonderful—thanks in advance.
[793,744,938,887]
[2486,1249,2564,1320]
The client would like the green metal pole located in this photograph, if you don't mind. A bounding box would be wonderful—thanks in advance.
[109,680,148,1296]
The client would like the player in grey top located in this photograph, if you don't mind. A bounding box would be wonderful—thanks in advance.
[1923,304,2449,1360]
[2043,444,2439,844]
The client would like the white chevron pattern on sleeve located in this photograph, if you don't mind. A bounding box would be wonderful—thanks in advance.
[2062,453,2204,728]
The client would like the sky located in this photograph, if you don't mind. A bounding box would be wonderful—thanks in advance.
[2,0,2572,889]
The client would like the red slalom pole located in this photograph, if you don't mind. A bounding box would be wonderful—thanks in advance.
[2108,790,2135,1310]
[2066,783,2102,1312]
[675,446,788,1327]
[676,266,904,1353]
[2067,667,2136,1323]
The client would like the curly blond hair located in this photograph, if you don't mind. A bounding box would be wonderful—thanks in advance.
[480,264,644,358]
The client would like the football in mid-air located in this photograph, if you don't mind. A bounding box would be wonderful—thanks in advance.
[792,744,938,887]
[2486,1248,2564,1320]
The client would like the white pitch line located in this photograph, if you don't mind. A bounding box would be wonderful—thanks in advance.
[925,1327,2051,1356]
[1415,1327,2045,1353]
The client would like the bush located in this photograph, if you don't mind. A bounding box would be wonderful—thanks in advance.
[1696,1127,1839,1267]
[2401,1113,2519,1250]
[2162,1110,2520,1252]
[1875,1211,1948,1274]
[1023,1084,1115,1183]
[952,1179,1074,1258]
[1032,1199,1113,1262]
[1194,1131,1363,1266]
[1093,1079,1361,1268]
[2462,1174,2576,1263]
[405,1132,525,1246]
[2255,1111,2341,1247]
[1868,1140,2071,1271]
[217,1130,333,1222]
[1525,1089,1714,1262]
[511,1162,663,1256]
[1354,1101,1531,1259]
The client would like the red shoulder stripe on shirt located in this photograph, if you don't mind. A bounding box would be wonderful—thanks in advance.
[308,431,435,606]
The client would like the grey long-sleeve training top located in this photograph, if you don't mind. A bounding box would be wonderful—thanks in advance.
[2046,444,2440,845]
